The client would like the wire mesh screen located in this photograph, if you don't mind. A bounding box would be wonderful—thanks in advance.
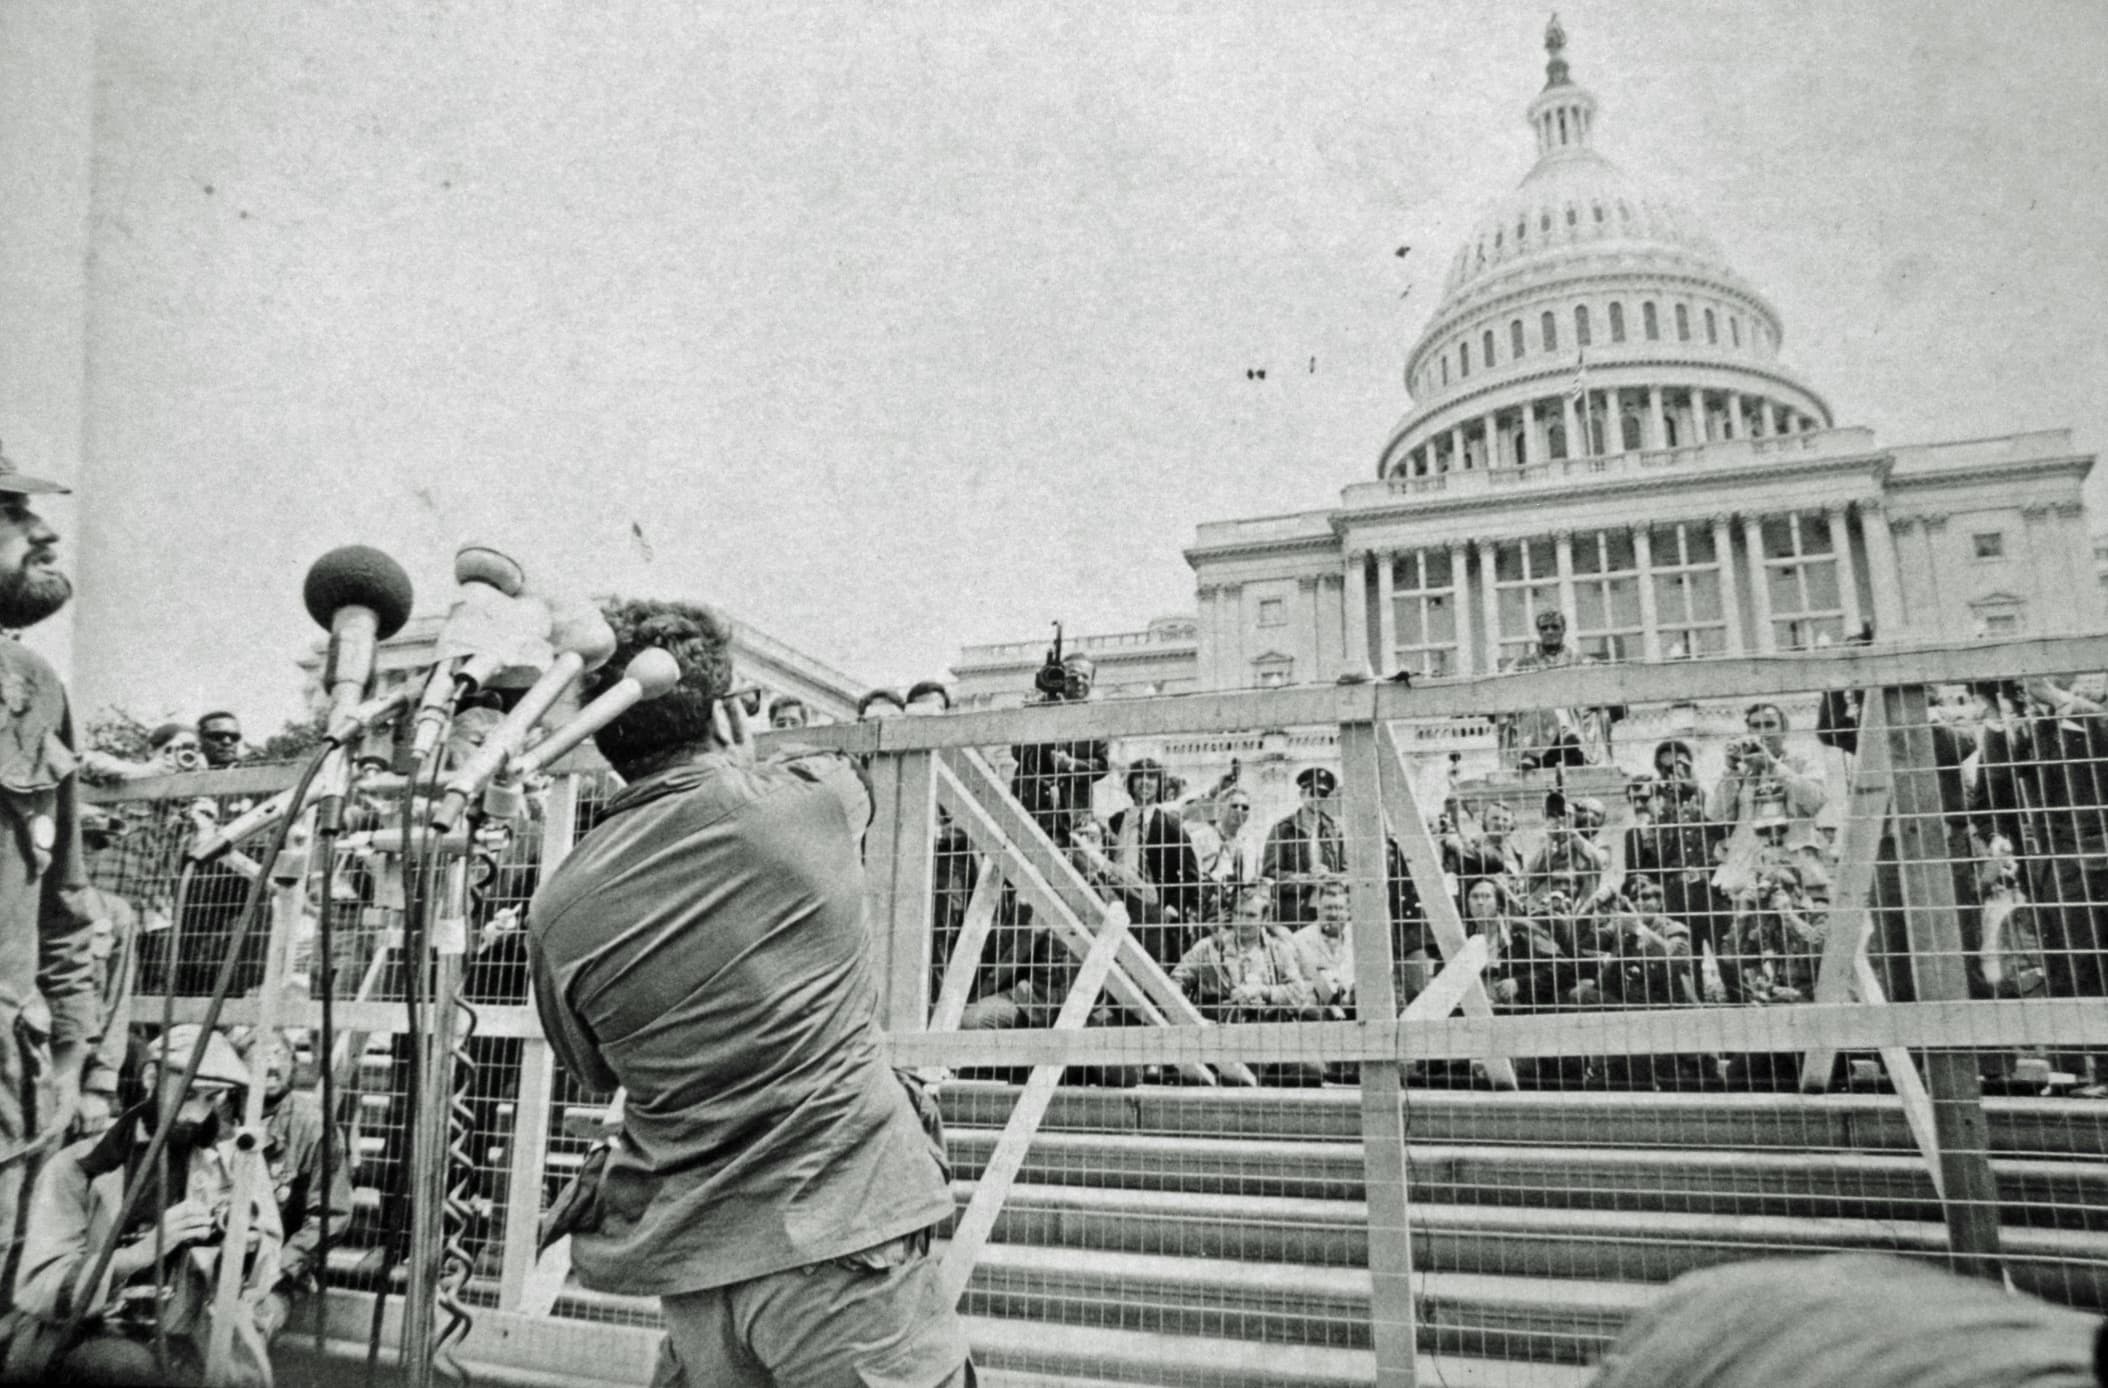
[84,649,2108,1386]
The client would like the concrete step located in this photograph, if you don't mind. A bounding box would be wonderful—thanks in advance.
[968,1309,1595,1388]
[957,1240,1645,1363]
[936,1081,2108,1158]
[949,1180,2108,1311]
[945,1127,2108,1230]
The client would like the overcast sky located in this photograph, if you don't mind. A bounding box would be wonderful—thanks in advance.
[57,0,2108,732]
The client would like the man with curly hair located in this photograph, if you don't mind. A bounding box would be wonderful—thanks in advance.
[527,599,972,1388]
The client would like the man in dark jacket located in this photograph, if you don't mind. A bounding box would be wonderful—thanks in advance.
[1261,767,1345,926]
[528,599,970,1387]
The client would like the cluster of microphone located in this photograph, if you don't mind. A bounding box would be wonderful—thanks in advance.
[190,542,679,862]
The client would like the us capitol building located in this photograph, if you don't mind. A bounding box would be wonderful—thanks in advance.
[953,22,2099,808]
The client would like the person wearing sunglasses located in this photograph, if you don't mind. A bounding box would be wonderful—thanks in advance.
[194,712,245,769]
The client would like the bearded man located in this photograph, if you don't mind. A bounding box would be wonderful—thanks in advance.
[0,445,99,1336]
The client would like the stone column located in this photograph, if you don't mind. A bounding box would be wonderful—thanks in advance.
[1342,551,1370,676]
[1690,390,1710,444]
[1447,425,1464,473]
[1554,528,1578,627]
[1561,393,1581,460]
[1529,401,1549,466]
[1827,504,1863,639]
[1859,500,1906,636]
[1450,540,1474,676]
[1375,550,1399,676]
[1315,574,1343,676]
[1751,396,1770,438]
[1633,524,1661,660]
[1713,512,1746,653]
[1742,513,1776,651]
[2056,501,2094,631]
[1648,386,1667,450]
[1480,541,1503,670]
[1481,411,1500,468]
[1195,583,1221,687]
[1914,515,1948,640]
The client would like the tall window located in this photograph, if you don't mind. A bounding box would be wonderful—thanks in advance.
[1675,304,1691,341]
[1441,357,1449,386]
[1609,302,1626,343]
[1541,310,1558,352]
[1729,316,1741,348]
[1493,538,1562,667]
[1571,530,1642,661]
[1392,550,1459,678]
[1510,319,1525,359]
[1762,512,1845,650]
[1483,329,1496,369]
[1650,522,1728,657]
[1547,420,1568,461]
[1643,302,1660,340]
[1460,341,1470,377]
[1575,305,1593,347]
[1704,308,1718,344]
[1620,412,1642,451]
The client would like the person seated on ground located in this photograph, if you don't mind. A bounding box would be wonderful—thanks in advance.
[11,1026,283,1387]
[1106,758,1207,961]
[1290,874,1355,1017]
[1190,781,1263,905]
[1624,741,1732,959]
[1524,794,1612,906]
[1724,862,1825,1004]
[1588,1252,2102,1388]
[1171,887,1317,1024]
[1709,701,1830,901]
[1261,767,1345,926]
[1066,812,1161,932]
[955,922,1140,1086]
[234,1030,353,1346]
[1592,877,1699,1009]
[1456,798,1525,885]
[1463,877,1578,1012]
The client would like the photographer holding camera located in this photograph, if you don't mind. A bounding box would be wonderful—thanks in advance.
[10,1026,282,1386]
[1708,703,1828,902]
[1011,636,1109,849]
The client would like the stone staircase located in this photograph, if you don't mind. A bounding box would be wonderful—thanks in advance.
[309,1071,2108,1387]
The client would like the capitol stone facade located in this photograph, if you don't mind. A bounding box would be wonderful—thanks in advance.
[953,22,2099,814]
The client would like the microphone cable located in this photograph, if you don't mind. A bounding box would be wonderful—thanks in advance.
[431,820,494,1387]
[52,741,333,1366]
[368,737,449,1388]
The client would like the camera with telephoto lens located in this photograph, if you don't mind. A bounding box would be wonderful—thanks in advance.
[1725,736,1763,769]
[168,745,204,773]
[1033,621,1070,701]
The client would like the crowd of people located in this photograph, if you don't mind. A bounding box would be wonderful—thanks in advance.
[873,643,2108,1096]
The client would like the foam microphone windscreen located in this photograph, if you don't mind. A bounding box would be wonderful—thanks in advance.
[630,647,681,698]
[303,545,415,638]
[454,545,526,597]
[545,595,618,672]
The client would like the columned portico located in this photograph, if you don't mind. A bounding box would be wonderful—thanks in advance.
[1375,551,1399,672]
[1826,505,1863,637]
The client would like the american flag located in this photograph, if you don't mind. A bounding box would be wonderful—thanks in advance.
[1564,347,1589,403]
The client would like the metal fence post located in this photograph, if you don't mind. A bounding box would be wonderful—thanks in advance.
[497,771,579,1309]
[1339,717,1418,1388]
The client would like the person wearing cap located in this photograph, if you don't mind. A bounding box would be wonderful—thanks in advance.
[1261,768,1346,926]
[0,444,101,1332]
[10,1025,282,1385]
[193,713,244,771]
[1496,609,1626,770]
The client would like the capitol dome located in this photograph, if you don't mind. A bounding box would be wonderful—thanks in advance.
[1378,18,1831,478]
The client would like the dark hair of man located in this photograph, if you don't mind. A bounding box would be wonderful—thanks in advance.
[770,694,806,719]
[858,688,906,719]
[197,710,239,730]
[904,679,952,709]
[585,598,735,781]
[1744,701,1789,731]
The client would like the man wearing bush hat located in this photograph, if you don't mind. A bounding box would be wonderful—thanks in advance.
[0,440,100,1339]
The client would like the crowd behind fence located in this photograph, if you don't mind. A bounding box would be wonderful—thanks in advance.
[78,635,2108,1385]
